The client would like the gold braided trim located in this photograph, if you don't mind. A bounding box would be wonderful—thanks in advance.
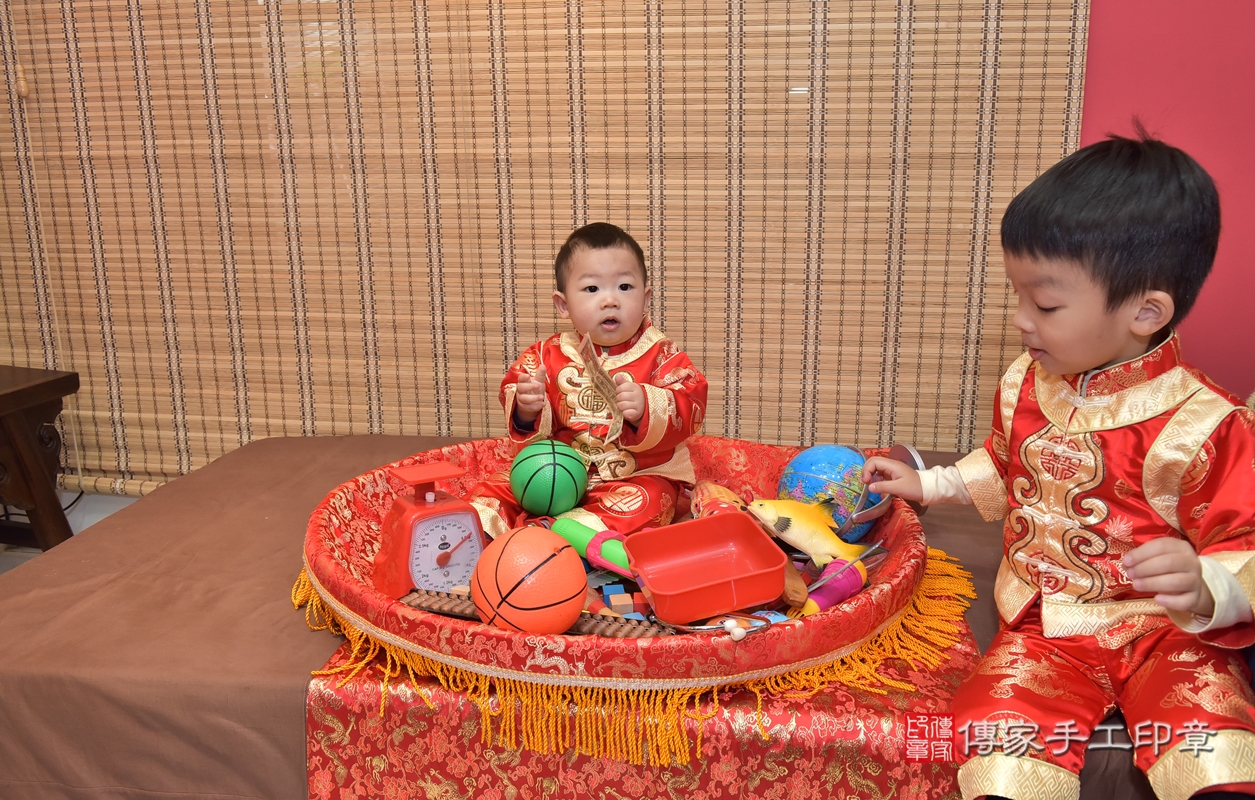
[297,551,971,690]
[1143,389,1237,531]
[293,549,974,764]
[999,352,1034,448]
[1040,596,1166,638]
[956,447,1010,522]
[957,753,1079,800]
[1146,729,1255,800]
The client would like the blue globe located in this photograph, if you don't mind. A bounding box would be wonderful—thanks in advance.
[777,444,882,542]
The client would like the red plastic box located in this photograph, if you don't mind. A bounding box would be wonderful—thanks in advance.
[623,511,786,625]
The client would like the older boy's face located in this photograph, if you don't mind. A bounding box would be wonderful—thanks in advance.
[553,245,651,347]
[1005,252,1154,376]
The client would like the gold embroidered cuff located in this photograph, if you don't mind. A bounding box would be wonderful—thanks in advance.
[1209,551,1255,623]
[623,383,673,452]
[958,753,1079,800]
[1146,729,1255,800]
[955,448,1010,521]
[504,385,552,444]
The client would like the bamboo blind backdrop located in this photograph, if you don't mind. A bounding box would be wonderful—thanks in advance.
[0,1,1087,495]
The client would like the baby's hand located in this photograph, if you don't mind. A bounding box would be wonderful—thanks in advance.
[514,364,548,423]
[1123,538,1215,617]
[861,457,924,503]
[613,372,646,423]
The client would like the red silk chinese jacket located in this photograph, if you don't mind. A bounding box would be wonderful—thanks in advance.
[500,321,708,486]
[955,333,1255,649]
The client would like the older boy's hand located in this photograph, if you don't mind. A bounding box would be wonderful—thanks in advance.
[861,457,924,503]
[515,365,548,423]
[1123,538,1215,618]
[613,372,646,423]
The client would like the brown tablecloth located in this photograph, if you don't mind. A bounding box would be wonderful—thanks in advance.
[0,435,458,800]
[0,437,1144,799]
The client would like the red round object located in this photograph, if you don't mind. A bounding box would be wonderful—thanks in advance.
[471,525,587,634]
[302,436,928,689]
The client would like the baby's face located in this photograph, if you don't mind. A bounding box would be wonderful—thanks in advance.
[553,245,651,347]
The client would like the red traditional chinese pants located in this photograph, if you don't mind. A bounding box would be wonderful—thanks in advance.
[952,605,1255,800]
[467,474,680,539]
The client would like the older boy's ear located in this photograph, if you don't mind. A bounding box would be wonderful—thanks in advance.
[1129,290,1175,336]
[553,290,571,320]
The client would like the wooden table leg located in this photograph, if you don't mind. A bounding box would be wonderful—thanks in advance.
[0,411,72,550]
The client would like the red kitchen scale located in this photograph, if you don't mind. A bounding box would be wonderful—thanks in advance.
[373,462,488,599]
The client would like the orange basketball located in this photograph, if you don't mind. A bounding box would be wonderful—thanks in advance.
[470,525,587,634]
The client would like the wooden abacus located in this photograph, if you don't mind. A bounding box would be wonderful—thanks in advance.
[399,588,678,638]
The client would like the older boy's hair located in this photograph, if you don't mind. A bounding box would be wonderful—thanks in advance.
[554,222,647,292]
[1000,124,1219,327]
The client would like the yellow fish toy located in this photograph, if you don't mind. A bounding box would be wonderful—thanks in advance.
[746,497,885,568]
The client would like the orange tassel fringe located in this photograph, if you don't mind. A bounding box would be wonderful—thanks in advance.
[292,548,975,765]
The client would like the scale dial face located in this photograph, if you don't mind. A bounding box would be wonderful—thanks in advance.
[409,511,483,592]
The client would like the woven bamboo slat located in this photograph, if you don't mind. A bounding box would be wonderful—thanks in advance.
[0,0,1087,495]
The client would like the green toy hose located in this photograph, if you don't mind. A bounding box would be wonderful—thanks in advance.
[550,518,631,575]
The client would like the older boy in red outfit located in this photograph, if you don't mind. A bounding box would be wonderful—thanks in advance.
[468,222,708,539]
[866,132,1255,800]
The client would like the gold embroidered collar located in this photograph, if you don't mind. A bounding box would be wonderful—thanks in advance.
[559,322,666,370]
[1034,333,1203,432]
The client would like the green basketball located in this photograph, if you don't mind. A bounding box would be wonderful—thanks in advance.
[509,440,588,516]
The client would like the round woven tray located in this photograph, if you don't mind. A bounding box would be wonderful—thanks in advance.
[301,435,929,690]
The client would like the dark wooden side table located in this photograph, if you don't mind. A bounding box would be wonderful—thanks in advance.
[0,364,80,550]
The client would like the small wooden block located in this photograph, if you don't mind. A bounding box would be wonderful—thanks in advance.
[631,592,650,613]
[780,561,809,609]
[609,594,635,613]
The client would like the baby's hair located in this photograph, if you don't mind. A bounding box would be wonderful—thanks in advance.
[554,222,647,292]
[1001,120,1219,327]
